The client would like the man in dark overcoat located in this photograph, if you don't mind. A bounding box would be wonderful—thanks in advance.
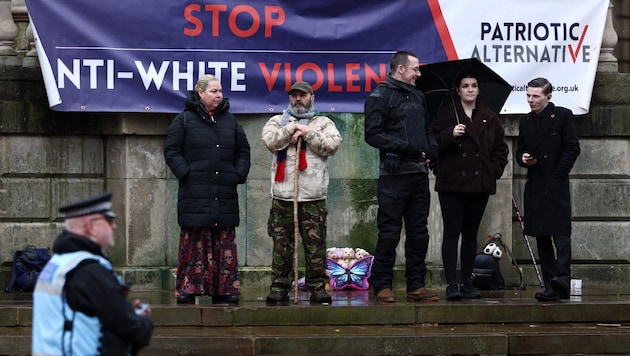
[516,77,580,301]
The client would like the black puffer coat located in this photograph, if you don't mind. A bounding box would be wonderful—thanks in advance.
[164,92,250,228]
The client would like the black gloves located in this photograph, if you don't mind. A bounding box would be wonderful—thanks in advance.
[383,153,400,172]
[401,143,422,159]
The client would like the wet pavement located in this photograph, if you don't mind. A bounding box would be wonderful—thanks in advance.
[2,286,630,355]
[123,284,630,308]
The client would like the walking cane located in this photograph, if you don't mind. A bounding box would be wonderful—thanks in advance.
[511,195,545,288]
[292,137,302,304]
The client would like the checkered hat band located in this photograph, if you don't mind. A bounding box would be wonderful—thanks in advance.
[66,201,112,218]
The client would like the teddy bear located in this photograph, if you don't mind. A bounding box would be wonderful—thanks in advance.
[327,247,338,260]
[354,248,371,260]
[342,247,355,260]
[337,259,349,269]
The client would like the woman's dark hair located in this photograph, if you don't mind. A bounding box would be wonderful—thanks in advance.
[454,72,479,88]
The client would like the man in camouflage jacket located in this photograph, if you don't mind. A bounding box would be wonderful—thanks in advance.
[261,81,342,304]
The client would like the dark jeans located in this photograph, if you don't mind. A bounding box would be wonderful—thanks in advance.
[536,235,571,287]
[370,173,430,294]
[438,192,489,285]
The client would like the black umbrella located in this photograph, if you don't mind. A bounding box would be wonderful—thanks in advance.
[416,58,512,121]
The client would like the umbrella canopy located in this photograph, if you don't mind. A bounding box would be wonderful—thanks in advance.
[416,58,512,120]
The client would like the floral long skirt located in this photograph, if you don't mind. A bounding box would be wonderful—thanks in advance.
[175,226,240,297]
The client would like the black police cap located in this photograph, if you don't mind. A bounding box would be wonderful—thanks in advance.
[58,192,116,219]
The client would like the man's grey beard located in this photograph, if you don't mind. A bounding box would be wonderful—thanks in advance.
[291,101,312,114]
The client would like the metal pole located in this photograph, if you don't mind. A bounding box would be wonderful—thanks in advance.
[511,195,544,288]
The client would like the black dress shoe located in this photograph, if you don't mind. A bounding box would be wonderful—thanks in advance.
[459,281,481,299]
[551,277,570,299]
[213,295,239,304]
[445,285,462,301]
[176,294,195,304]
[535,288,559,301]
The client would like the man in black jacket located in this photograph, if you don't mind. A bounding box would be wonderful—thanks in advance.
[516,77,580,301]
[364,50,439,303]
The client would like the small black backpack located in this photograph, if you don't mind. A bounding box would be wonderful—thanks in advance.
[472,253,505,290]
[5,246,52,292]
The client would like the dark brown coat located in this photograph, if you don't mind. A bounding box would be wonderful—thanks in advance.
[432,100,509,195]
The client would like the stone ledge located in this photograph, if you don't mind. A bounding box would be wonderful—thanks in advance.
[1,263,628,293]
[61,264,630,291]
[2,324,629,356]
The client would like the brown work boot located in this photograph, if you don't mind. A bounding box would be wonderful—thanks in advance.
[376,288,396,303]
[407,287,440,302]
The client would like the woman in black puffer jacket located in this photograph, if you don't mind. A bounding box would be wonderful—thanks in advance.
[164,74,250,304]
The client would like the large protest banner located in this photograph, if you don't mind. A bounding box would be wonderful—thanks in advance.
[25,0,609,114]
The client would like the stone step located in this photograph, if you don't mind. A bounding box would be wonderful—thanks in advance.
[136,288,630,326]
[3,323,630,355]
[5,264,629,292]
[148,301,630,327]
[2,288,630,355]
[144,323,630,355]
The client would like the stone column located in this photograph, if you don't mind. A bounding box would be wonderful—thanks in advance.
[0,0,19,66]
[101,114,175,288]
[598,2,619,72]
[0,188,6,215]
[21,21,38,67]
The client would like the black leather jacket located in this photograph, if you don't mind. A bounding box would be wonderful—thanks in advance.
[364,75,438,174]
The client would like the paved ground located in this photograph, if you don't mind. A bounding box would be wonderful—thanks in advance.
[4,286,630,355]
[136,284,630,307]
[4,284,630,307]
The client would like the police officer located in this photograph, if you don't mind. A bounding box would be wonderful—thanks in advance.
[32,192,153,355]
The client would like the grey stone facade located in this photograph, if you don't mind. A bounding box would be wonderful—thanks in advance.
[1,3,630,291]
[2,67,630,291]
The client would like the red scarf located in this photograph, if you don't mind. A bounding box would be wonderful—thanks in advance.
[274,140,307,182]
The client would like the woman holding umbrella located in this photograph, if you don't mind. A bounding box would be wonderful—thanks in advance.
[432,72,509,300]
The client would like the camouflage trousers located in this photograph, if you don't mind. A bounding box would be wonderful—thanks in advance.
[268,198,328,292]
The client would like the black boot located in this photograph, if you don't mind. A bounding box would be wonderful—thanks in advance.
[445,284,462,300]
[176,294,195,304]
[535,288,559,301]
[460,280,481,299]
[551,277,570,299]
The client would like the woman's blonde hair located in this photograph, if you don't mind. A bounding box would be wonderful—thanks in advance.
[195,74,219,92]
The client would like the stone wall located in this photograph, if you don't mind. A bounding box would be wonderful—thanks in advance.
[2,65,630,291]
[613,0,629,73]
[2,1,630,290]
